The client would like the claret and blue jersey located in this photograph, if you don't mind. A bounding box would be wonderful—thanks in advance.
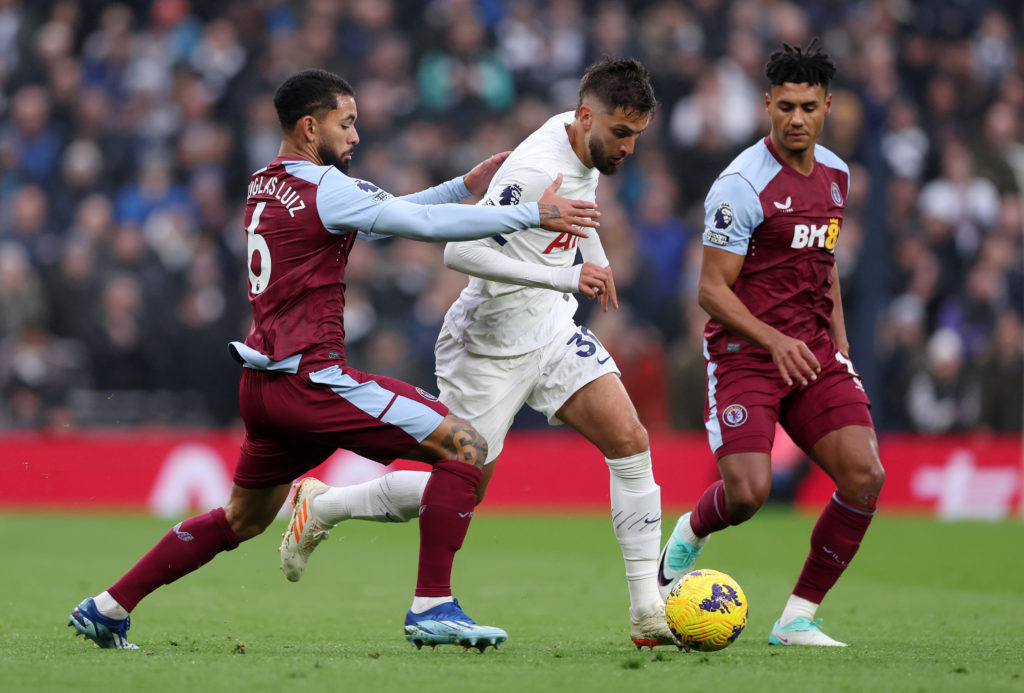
[237,156,534,373]
[702,135,850,358]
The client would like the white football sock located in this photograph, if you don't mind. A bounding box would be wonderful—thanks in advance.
[607,450,663,614]
[779,595,819,626]
[313,470,429,525]
[94,591,129,620]
[410,595,454,614]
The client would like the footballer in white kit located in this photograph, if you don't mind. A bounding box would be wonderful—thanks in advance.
[434,109,618,457]
[287,58,678,650]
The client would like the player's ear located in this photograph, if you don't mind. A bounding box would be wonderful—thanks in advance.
[578,103,593,130]
[764,91,772,112]
[300,114,318,141]
[824,92,832,115]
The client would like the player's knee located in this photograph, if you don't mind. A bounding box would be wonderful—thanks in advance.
[866,462,885,493]
[840,461,885,502]
[442,414,489,468]
[225,509,272,542]
[601,420,649,459]
[726,498,761,524]
[723,481,768,523]
[847,464,888,503]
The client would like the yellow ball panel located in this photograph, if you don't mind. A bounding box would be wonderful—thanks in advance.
[665,569,748,652]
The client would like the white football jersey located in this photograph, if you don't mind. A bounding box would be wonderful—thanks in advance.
[442,112,599,357]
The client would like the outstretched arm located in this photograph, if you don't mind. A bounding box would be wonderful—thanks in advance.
[370,174,597,242]
[399,176,472,205]
[398,151,512,205]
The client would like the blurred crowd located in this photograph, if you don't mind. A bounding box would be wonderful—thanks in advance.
[0,0,1020,434]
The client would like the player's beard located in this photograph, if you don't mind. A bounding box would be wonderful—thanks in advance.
[318,144,351,174]
[589,137,621,175]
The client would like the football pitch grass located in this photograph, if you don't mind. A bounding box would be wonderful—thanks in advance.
[3,509,1022,692]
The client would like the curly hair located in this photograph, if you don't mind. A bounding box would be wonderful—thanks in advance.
[577,56,658,117]
[764,38,837,90]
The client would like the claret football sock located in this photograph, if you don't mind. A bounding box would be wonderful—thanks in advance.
[414,460,482,597]
[793,493,875,603]
[108,507,240,611]
[689,480,736,537]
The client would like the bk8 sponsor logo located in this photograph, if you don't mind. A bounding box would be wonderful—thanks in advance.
[790,217,840,251]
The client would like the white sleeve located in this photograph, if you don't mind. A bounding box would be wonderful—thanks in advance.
[444,239,582,293]
[577,227,609,268]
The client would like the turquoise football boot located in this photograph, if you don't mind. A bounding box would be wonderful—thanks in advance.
[657,512,708,600]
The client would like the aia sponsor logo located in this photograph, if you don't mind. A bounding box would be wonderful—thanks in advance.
[790,217,840,252]
[722,404,748,427]
[543,232,579,254]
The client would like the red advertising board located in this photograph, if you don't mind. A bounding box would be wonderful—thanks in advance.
[1,430,1021,518]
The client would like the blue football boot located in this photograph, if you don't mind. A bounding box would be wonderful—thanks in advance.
[404,599,507,652]
[68,598,138,649]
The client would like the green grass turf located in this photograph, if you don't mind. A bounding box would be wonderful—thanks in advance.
[2,509,1022,692]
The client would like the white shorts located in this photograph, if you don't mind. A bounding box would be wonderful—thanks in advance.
[434,321,620,463]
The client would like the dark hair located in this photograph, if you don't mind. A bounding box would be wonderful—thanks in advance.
[764,38,837,90]
[273,69,354,130]
[577,56,657,117]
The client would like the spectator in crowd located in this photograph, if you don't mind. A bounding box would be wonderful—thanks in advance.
[0,323,85,429]
[83,272,162,391]
[907,328,981,434]
[1,84,63,183]
[416,12,515,126]
[977,310,1023,433]
[936,260,1007,359]
[875,293,928,431]
[919,139,1000,260]
[0,241,47,340]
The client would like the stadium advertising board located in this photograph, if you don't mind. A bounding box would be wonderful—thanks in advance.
[1,432,1020,519]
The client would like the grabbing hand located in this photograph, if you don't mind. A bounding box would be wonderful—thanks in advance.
[463,151,511,196]
[537,174,599,238]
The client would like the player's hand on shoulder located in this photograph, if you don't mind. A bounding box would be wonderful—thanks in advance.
[538,173,598,237]
[579,262,619,312]
[767,332,820,387]
[463,151,512,196]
